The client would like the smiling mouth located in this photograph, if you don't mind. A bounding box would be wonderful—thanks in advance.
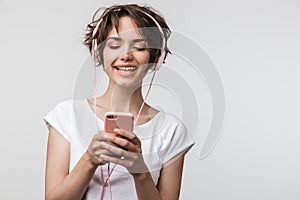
[114,66,138,72]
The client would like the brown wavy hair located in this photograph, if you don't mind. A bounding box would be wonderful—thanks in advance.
[83,4,171,67]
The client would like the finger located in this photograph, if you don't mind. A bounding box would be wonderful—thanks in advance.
[100,154,132,166]
[115,129,141,146]
[91,132,102,142]
[102,141,143,161]
[113,128,136,140]
[90,135,117,150]
[99,154,148,174]
[93,132,116,144]
[92,131,108,141]
[101,142,131,158]
[108,136,136,151]
[91,144,115,157]
[87,147,111,165]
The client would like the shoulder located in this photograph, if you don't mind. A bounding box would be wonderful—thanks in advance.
[157,111,187,130]
[45,99,92,125]
[44,99,73,119]
[150,111,189,142]
[48,99,88,114]
[155,111,194,163]
[43,99,87,142]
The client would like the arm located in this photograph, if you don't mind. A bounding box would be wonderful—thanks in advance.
[45,126,98,200]
[99,129,190,200]
[133,152,186,200]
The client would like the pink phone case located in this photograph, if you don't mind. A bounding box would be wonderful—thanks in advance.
[104,112,134,133]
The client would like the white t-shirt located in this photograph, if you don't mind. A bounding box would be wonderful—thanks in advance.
[44,99,194,200]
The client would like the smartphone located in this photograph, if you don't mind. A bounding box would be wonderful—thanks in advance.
[104,112,134,134]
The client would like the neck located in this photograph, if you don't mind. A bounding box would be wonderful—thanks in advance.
[100,80,146,116]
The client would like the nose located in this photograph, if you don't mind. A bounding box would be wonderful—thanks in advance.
[120,44,133,61]
[120,52,133,61]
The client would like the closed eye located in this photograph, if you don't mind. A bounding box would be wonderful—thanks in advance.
[132,40,147,51]
[133,46,146,51]
[106,38,122,50]
[109,45,121,49]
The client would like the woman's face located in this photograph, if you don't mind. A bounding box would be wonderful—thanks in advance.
[102,16,151,88]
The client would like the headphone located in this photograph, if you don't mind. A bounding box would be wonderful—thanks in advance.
[90,7,168,200]
[91,7,166,71]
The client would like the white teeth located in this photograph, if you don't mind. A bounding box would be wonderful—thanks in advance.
[117,67,137,72]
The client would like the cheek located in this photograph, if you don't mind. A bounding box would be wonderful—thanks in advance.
[102,48,120,67]
[134,51,151,64]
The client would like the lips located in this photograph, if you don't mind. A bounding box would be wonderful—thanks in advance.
[114,65,138,72]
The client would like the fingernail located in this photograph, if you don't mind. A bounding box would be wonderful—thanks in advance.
[114,128,120,133]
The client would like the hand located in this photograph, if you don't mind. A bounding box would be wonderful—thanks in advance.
[99,128,149,174]
[87,131,118,166]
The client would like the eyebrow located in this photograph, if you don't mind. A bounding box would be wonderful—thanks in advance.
[132,38,147,43]
[106,37,146,43]
[106,37,122,41]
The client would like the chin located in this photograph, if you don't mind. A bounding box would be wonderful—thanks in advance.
[114,79,142,90]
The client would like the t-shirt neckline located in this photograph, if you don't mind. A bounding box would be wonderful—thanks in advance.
[84,99,162,129]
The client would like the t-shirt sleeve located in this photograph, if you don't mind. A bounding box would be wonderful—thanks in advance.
[161,120,195,164]
[43,101,74,142]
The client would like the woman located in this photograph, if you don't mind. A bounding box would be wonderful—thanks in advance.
[44,4,194,200]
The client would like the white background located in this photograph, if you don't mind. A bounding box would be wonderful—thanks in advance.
[1,0,300,199]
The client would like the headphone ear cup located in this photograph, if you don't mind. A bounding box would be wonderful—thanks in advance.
[153,51,166,71]
[92,39,102,66]
[94,49,102,66]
